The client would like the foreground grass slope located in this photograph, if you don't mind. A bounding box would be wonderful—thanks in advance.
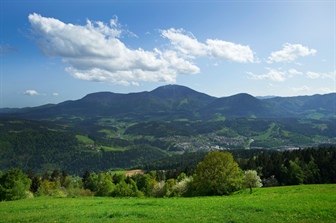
[1,184,335,223]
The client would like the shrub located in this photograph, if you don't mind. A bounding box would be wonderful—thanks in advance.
[152,181,167,197]
[0,168,32,201]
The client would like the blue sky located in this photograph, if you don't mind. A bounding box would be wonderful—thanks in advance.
[1,1,335,108]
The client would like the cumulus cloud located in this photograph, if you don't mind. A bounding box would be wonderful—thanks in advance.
[24,90,40,96]
[288,69,303,75]
[268,43,316,63]
[247,68,286,82]
[161,28,255,63]
[249,67,335,83]
[52,92,59,96]
[306,71,334,79]
[306,71,320,79]
[28,13,202,85]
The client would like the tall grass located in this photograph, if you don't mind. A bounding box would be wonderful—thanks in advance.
[0,184,335,223]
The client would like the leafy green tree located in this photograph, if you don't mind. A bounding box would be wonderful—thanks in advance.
[0,168,32,201]
[51,170,60,182]
[30,176,41,193]
[112,173,125,184]
[82,170,91,188]
[288,158,304,185]
[278,164,289,185]
[60,171,68,187]
[177,172,187,182]
[134,173,152,196]
[243,170,262,194]
[42,171,50,181]
[112,179,142,197]
[37,180,57,196]
[62,175,86,196]
[164,178,175,197]
[304,156,321,184]
[83,173,98,192]
[193,151,243,196]
[95,173,114,196]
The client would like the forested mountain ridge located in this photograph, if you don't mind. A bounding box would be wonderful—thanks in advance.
[1,84,335,120]
[0,85,335,174]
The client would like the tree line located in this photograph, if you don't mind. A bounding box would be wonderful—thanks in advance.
[0,151,262,201]
[237,146,336,185]
[2,146,335,201]
[143,146,336,186]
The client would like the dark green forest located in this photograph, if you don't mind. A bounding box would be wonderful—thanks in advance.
[0,116,335,176]
[1,146,335,201]
[0,116,335,201]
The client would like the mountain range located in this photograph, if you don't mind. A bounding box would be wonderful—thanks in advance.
[1,84,335,121]
[1,85,335,174]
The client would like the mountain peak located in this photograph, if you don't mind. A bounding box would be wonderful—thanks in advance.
[151,84,210,99]
[151,84,192,93]
[227,93,259,101]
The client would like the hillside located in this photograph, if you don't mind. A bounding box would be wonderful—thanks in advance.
[0,85,335,174]
[2,85,335,120]
[1,185,335,223]
[1,114,335,174]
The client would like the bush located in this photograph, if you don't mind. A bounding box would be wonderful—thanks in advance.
[169,177,191,197]
[152,181,167,197]
[0,168,32,201]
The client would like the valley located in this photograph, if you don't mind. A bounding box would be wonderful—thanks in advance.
[0,85,335,174]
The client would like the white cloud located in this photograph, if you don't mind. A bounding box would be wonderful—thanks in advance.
[268,43,316,63]
[28,14,200,86]
[306,71,320,79]
[24,90,40,96]
[306,71,334,79]
[292,86,310,92]
[161,28,205,57]
[247,68,286,82]
[248,68,333,82]
[319,87,333,94]
[52,92,59,96]
[288,69,303,75]
[287,68,303,78]
[161,28,255,63]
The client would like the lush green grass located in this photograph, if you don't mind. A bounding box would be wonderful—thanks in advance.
[254,122,277,140]
[98,129,115,135]
[101,145,126,151]
[76,134,94,144]
[1,184,335,223]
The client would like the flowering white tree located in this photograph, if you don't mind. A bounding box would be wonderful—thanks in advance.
[243,170,262,194]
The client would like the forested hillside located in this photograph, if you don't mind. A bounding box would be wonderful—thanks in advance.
[2,85,336,120]
[0,85,335,175]
[0,115,335,175]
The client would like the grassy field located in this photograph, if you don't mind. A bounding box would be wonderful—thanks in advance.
[100,145,127,151]
[0,184,335,223]
[75,135,94,144]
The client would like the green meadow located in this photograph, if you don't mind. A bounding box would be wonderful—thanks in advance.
[1,184,335,223]
[75,135,94,144]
